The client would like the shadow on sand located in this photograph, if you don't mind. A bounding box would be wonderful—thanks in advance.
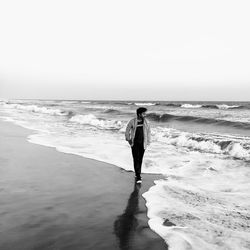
[114,181,141,249]
[114,181,168,250]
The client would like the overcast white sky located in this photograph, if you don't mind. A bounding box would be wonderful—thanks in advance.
[0,0,249,101]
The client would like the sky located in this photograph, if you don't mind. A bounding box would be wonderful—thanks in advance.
[0,0,250,101]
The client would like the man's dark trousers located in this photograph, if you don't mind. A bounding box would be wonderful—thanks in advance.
[131,142,145,179]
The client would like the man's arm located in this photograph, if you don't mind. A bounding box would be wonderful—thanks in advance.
[147,122,151,145]
[125,119,132,142]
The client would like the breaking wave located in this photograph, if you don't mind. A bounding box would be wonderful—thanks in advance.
[181,104,202,109]
[147,112,250,129]
[134,102,157,106]
[161,103,246,109]
[153,128,250,161]
[204,104,243,110]
[2,103,70,116]
[69,114,124,130]
[179,103,243,109]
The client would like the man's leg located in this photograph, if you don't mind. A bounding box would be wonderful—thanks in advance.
[132,144,140,179]
[137,145,145,179]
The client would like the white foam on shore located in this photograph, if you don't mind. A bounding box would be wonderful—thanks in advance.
[27,132,137,173]
[143,162,250,250]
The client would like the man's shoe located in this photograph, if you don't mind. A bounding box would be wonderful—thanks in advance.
[136,177,142,184]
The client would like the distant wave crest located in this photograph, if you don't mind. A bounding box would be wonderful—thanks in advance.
[181,104,202,109]
[134,102,157,106]
[216,104,242,109]
[147,112,250,129]
[181,103,243,109]
[159,103,245,109]
[2,103,70,116]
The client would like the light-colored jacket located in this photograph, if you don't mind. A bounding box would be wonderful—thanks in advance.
[125,118,151,149]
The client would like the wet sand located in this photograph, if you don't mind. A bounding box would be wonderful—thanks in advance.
[0,120,168,250]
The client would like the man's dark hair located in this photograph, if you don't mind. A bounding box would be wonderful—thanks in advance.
[136,107,147,116]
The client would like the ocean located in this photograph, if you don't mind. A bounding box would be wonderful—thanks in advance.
[0,99,250,250]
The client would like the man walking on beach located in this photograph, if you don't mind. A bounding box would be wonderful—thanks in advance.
[125,107,151,184]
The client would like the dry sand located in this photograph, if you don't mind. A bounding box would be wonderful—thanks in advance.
[0,120,168,250]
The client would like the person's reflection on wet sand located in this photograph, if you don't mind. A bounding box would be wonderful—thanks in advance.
[114,181,141,250]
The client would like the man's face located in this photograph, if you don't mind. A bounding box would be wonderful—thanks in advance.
[139,112,146,119]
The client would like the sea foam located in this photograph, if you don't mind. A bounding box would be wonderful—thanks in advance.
[134,102,156,106]
[143,177,250,250]
[69,114,123,130]
[217,104,240,109]
[3,103,67,116]
[181,104,202,109]
[152,127,250,161]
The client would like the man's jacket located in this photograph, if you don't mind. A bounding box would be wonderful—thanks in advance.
[125,118,151,149]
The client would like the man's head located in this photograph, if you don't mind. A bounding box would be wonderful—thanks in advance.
[136,107,147,119]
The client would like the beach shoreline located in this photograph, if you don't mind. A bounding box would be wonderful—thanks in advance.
[0,119,168,250]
